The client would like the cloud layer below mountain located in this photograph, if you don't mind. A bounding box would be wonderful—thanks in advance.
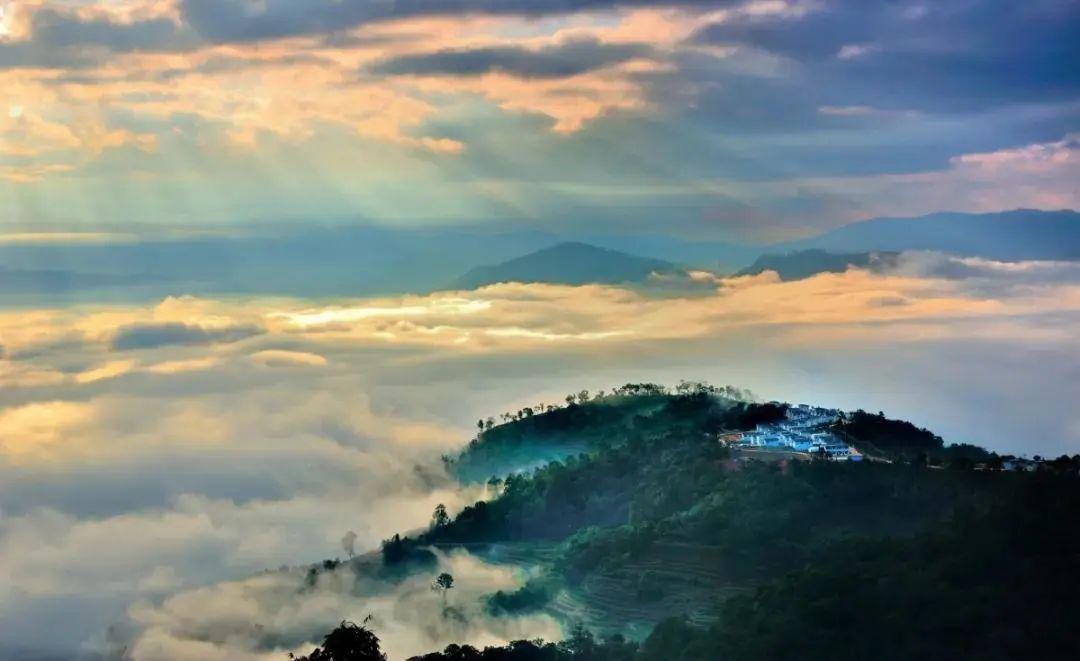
[1,255,1078,658]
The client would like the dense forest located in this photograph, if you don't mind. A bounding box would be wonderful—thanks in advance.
[294,384,1080,661]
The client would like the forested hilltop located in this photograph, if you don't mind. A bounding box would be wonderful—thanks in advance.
[295,383,1080,661]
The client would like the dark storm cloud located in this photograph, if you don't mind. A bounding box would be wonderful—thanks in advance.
[369,38,653,79]
[694,0,1080,111]
[0,7,194,69]
[7,0,1076,120]
[693,2,889,61]
[27,8,190,52]
[110,322,263,351]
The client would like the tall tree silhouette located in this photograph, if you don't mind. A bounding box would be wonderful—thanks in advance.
[291,621,386,661]
[431,504,449,529]
[432,572,455,601]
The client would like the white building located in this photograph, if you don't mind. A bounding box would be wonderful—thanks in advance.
[735,406,855,459]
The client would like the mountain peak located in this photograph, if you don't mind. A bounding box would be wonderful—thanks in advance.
[453,242,676,289]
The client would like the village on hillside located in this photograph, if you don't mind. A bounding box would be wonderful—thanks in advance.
[720,403,861,461]
[719,403,1056,472]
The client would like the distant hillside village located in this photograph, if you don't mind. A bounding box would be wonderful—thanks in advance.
[721,403,859,460]
[720,404,1050,472]
[462,382,1065,474]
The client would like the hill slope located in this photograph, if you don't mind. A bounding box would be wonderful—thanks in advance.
[453,242,677,289]
[291,384,1080,661]
[411,388,1080,660]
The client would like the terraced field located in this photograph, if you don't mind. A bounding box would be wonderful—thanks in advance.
[461,541,749,639]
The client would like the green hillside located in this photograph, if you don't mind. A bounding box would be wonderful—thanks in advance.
[297,384,1080,661]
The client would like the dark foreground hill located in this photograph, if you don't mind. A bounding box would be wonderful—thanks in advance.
[296,384,1080,661]
[453,243,678,289]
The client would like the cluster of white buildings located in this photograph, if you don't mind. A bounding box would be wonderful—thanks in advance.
[736,404,861,461]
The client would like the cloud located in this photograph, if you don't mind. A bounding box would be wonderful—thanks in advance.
[369,37,654,79]
[0,400,96,458]
[0,486,491,656]
[886,252,1080,295]
[249,349,328,367]
[143,357,222,375]
[119,548,562,660]
[74,359,137,384]
[25,7,190,53]
[951,133,1078,176]
[276,297,492,328]
[0,382,480,654]
[3,0,1075,237]
[694,1,1080,110]
[110,322,263,350]
[771,133,1080,218]
[0,231,138,245]
[177,0,728,44]
[0,3,194,70]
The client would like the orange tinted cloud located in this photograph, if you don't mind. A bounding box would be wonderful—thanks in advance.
[1,5,716,178]
[0,401,97,460]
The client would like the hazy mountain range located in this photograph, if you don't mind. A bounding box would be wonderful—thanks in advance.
[0,209,1075,302]
[771,209,1079,260]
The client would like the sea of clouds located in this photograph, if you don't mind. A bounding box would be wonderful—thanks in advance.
[1,253,1078,659]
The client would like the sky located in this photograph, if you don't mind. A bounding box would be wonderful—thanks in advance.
[0,0,1078,240]
[1,1,1080,659]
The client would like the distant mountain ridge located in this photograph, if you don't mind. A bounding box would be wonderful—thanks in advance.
[771,209,1079,261]
[1,209,1075,303]
[453,242,677,289]
[736,250,900,281]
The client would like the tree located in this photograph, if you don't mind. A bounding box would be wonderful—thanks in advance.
[431,504,450,529]
[381,533,406,565]
[560,623,598,656]
[291,621,386,661]
[432,572,455,600]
